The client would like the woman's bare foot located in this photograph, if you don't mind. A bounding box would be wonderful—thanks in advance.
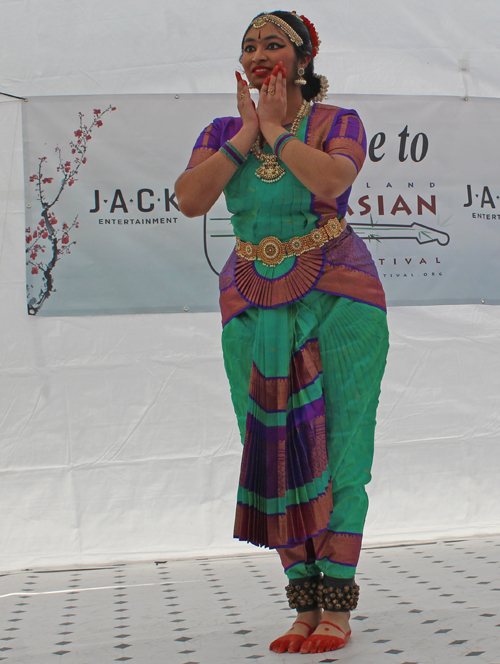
[299,610,351,654]
[269,608,322,654]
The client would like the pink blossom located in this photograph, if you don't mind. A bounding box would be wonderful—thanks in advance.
[42,177,53,184]
[111,107,116,111]
[29,175,38,182]
[96,120,103,128]
[39,220,45,228]
[68,178,75,186]
[31,266,39,275]
[71,148,76,154]
[30,252,37,260]
[93,108,101,115]
[74,129,82,138]
[62,235,69,245]
[41,230,48,239]
[82,157,87,164]
[33,231,38,238]
[26,234,32,243]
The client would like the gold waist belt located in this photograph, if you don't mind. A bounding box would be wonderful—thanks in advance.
[235,217,344,267]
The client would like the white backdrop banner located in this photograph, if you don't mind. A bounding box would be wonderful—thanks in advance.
[22,93,500,316]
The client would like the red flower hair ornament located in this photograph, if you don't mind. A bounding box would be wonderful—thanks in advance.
[292,12,322,57]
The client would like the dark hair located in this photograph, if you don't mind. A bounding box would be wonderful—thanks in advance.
[242,10,321,102]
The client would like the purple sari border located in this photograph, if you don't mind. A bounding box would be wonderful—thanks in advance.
[250,372,322,394]
[274,529,362,552]
[332,153,359,172]
[235,483,331,518]
[251,339,320,382]
[221,303,252,327]
[249,369,322,405]
[318,557,357,568]
[313,288,387,313]
[325,261,382,279]
[248,395,285,415]
[274,525,331,550]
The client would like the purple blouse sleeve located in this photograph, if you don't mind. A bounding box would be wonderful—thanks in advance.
[185,116,243,170]
[325,109,367,173]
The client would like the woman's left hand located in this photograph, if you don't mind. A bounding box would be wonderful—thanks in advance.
[257,62,287,131]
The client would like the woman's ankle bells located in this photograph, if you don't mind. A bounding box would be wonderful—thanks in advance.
[285,575,360,612]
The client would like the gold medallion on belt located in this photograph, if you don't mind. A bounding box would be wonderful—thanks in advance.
[235,217,344,268]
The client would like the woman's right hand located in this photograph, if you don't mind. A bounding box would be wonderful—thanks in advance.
[175,72,260,218]
[236,71,259,135]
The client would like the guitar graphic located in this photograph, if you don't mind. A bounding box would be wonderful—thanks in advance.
[350,221,450,245]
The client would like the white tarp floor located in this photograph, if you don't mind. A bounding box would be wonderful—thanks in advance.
[1,536,499,664]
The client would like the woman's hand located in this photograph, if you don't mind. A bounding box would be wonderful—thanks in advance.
[236,71,259,135]
[175,73,261,218]
[257,63,287,133]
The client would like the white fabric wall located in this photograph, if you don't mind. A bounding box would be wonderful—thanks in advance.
[1,0,499,573]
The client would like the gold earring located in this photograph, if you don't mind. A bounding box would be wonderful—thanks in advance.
[294,67,306,86]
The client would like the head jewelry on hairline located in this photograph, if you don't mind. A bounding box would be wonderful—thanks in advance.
[250,14,303,48]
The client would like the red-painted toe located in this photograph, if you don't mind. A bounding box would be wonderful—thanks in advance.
[299,621,351,654]
[269,620,314,654]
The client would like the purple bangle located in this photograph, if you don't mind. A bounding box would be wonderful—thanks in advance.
[220,140,246,168]
[274,132,296,159]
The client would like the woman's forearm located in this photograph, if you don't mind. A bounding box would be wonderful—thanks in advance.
[175,125,258,218]
[175,152,236,218]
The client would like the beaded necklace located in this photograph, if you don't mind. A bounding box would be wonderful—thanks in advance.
[251,100,311,183]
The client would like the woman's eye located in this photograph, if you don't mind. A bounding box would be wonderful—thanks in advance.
[267,42,285,50]
[244,45,255,53]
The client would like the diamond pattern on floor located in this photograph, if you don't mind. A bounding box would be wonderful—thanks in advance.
[0,536,499,663]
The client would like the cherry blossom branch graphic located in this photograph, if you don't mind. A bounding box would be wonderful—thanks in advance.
[26,105,116,315]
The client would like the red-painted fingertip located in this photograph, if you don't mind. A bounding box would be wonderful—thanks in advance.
[264,75,271,86]
[235,71,242,81]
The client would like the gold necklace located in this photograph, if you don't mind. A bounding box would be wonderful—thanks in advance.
[251,100,311,183]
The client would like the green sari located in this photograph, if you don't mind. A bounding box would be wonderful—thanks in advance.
[188,104,388,578]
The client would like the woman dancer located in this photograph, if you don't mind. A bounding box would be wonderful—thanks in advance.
[175,11,388,655]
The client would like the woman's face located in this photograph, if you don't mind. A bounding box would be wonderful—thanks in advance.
[241,21,308,89]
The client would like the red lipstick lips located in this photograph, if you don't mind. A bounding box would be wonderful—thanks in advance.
[252,66,271,77]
